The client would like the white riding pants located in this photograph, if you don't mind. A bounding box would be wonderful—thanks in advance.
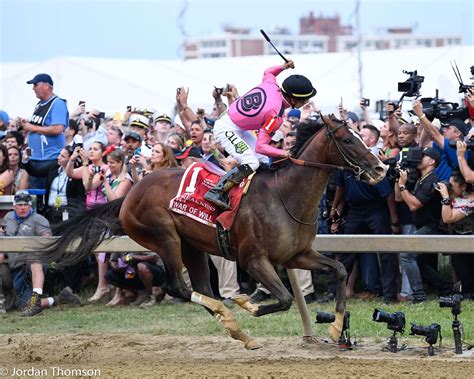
[214,113,269,171]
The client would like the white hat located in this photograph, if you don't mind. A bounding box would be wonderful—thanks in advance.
[129,114,150,129]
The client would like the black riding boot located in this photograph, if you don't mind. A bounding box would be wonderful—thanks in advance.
[204,164,254,210]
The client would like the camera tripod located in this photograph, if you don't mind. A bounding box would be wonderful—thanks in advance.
[384,331,407,353]
[452,317,463,354]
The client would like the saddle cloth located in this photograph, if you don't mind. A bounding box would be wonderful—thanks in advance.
[169,162,250,230]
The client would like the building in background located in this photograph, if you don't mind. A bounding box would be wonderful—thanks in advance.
[183,11,462,59]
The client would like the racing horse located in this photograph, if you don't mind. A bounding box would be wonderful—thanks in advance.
[42,114,386,349]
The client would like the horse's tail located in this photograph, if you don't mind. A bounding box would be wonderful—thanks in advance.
[37,197,125,267]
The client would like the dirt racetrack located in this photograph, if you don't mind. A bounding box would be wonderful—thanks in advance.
[0,334,472,378]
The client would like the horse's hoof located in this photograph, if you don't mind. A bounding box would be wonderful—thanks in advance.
[328,312,344,342]
[245,339,263,350]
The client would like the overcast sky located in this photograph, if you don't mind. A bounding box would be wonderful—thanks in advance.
[1,0,473,62]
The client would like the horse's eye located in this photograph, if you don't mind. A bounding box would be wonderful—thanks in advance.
[342,138,351,144]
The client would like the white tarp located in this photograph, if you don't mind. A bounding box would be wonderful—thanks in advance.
[1,45,472,119]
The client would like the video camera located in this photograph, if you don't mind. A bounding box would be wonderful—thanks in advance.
[419,90,469,123]
[398,70,425,98]
[451,61,474,94]
[385,147,422,188]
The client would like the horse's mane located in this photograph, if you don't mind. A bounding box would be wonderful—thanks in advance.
[290,117,325,157]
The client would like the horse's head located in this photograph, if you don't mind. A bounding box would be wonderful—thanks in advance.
[321,114,387,184]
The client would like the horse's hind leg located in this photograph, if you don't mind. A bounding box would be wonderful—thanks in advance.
[181,247,261,350]
[285,249,347,342]
[181,245,213,297]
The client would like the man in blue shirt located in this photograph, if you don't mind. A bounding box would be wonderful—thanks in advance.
[414,99,469,181]
[18,73,68,189]
[331,125,400,304]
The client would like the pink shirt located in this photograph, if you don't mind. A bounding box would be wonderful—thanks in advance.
[86,165,108,209]
[228,65,290,158]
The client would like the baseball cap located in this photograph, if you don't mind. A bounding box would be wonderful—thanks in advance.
[204,116,215,127]
[0,110,10,125]
[422,147,441,166]
[129,114,150,129]
[287,109,301,120]
[26,73,53,86]
[153,113,172,124]
[124,132,142,142]
[346,111,360,123]
[442,119,470,137]
[175,146,202,160]
[13,190,33,206]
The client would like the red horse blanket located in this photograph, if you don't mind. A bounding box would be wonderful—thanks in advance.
[169,163,249,230]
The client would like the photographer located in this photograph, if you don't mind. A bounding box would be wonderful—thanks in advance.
[434,171,474,298]
[81,112,108,153]
[105,252,166,307]
[414,99,469,180]
[45,145,86,224]
[455,140,474,183]
[396,147,451,303]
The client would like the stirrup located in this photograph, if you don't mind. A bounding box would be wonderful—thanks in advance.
[205,190,231,210]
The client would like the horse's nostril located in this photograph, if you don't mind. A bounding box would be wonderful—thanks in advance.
[375,166,385,173]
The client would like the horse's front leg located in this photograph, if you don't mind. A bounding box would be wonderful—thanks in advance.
[285,249,347,342]
[239,257,294,317]
[190,292,262,350]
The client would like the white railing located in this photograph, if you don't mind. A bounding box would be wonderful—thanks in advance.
[0,235,472,254]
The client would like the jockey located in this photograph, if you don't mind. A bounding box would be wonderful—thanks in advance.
[204,59,317,210]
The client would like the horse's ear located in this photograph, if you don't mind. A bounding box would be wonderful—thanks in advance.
[321,114,331,125]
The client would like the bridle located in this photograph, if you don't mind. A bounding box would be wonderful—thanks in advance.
[274,117,373,225]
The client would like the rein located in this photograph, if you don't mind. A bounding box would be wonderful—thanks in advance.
[273,118,370,225]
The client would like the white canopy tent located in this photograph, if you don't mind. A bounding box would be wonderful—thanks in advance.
[1,45,472,119]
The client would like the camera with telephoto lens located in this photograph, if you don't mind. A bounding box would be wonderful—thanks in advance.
[316,311,350,331]
[84,118,95,130]
[439,282,463,316]
[398,70,424,97]
[448,138,474,151]
[432,180,452,192]
[385,147,422,188]
[373,309,405,333]
[410,323,441,346]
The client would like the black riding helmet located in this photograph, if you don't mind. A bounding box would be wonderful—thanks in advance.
[281,75,317,100]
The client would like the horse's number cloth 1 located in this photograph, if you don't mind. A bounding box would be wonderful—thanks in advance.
[169,163,247,229]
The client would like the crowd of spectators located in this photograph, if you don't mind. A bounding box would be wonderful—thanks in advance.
[0,70,473,316]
